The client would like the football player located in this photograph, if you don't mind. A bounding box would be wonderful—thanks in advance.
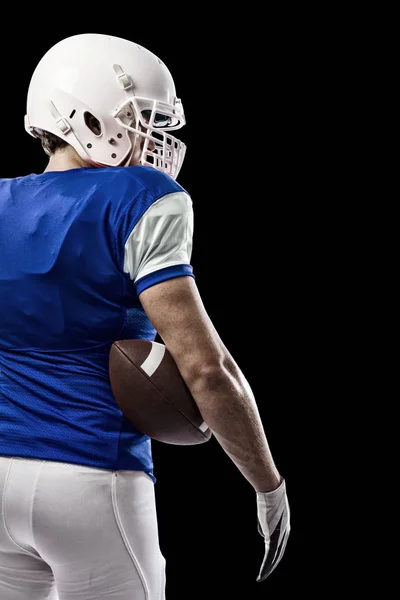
[0,33,290,599]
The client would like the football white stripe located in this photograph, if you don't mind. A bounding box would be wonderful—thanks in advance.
[140,342,166,377]
[199,422,209,432]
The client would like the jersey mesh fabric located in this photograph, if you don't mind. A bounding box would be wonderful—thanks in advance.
[0,165,194,483]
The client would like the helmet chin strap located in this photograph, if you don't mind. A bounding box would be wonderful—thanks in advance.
[119,145,135,167]
[119,126,145,168]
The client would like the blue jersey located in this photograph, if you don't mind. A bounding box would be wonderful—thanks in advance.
[0,165,194,484]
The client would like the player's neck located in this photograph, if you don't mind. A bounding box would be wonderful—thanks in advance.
[44,148,91,173]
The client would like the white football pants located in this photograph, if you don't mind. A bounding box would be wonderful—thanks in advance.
[0,456,166,599]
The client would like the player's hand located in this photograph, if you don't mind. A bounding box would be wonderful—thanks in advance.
[256,478,290,582]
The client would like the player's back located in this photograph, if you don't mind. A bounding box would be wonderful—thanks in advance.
[0,165,191,480]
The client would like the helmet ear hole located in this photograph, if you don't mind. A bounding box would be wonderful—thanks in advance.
[84,112,102,136]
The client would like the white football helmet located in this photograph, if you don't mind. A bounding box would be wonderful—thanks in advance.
[24,33,186,180]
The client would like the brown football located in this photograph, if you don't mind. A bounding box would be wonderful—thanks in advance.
[109,339,212,445]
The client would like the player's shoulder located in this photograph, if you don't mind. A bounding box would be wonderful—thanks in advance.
[96,165,186,192]
[124,166,189,199]
[95,166,192,228]
[94,165,190,207]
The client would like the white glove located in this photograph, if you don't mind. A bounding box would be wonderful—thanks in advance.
[256,478,291,582]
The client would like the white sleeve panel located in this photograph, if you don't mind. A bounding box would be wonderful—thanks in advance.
[123,191,194,283]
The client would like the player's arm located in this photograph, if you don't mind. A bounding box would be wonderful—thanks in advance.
[139,276,281,493]
[124,188,281,493]
[140,277,291,583]
[126,187,289,581]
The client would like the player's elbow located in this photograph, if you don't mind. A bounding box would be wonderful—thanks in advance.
[183,358,238,400]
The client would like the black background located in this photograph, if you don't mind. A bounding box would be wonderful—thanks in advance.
[0,14,325,599]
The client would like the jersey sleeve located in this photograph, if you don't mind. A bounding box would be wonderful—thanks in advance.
[123,191,194,295]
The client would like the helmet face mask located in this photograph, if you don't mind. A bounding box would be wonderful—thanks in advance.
[113,96,186,179]
[25,34,187,180]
